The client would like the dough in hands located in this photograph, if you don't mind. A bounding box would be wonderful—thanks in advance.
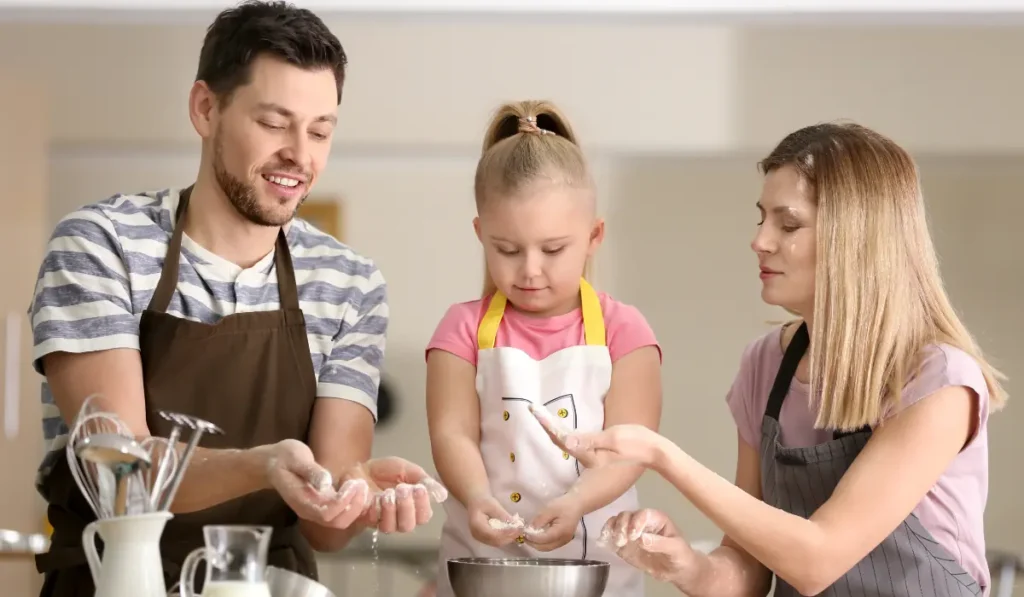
[309,469,334,494]
[488,513,526,531]
[421,477,450,503]
[487,513,544,537]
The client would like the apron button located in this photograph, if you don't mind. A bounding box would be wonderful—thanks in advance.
[510,492,521,503]
[503,410,510,421]
[509,452,516,463]
[557,408,568,418]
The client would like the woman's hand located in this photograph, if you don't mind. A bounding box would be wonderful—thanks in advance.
[602,509,700,586]
[533,415,666,469]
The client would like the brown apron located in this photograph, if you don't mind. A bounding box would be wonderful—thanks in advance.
[36,187,320,596]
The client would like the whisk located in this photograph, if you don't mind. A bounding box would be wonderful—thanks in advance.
[65,396,180,518]
[136,435,179,513]
[64,397,226,518]
[65,396,135,519]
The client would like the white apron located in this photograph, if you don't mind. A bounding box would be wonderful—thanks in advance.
[435,279,643,597]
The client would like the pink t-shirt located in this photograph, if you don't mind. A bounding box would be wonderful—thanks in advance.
[726,326,991,592]
[426,292,661,365]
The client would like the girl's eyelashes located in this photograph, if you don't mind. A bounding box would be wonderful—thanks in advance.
[494,246,567,256]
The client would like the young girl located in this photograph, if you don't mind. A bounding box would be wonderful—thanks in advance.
[425,100,663,597]
[545,122,1007,597]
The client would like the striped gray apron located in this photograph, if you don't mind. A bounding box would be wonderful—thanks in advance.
[761,323,983,596]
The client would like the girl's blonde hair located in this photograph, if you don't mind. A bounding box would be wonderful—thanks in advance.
[760,122,1007,430]
[475,100,595,298]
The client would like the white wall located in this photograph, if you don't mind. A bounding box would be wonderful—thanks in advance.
[1,21,1023,154]
[3,15,1023,597]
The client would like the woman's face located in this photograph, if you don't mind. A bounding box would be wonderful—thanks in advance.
[751,165,817,317]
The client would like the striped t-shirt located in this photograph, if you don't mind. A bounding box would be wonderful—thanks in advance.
[30,188,387,482]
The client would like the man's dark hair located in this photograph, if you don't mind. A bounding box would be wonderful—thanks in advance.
[196,1,347,106]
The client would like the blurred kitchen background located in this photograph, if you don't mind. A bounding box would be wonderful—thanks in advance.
[1,2,1022,595]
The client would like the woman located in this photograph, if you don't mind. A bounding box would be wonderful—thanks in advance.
[538,122,1007,596]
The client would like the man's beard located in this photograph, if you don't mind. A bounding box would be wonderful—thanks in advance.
[212,135,307,227]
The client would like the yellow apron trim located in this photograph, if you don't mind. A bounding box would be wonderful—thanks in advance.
[477,290,508,350]
[579,278,605,347]
[477,278,606,349]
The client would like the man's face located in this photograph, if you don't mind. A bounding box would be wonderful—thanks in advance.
[202,55,338,226]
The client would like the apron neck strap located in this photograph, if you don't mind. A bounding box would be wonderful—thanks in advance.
[272,228,300,310]
[149,187,192,314]
[764,322,871,439]
[764,321,808,422]
[149,186,301,314]
[476,278,606,350]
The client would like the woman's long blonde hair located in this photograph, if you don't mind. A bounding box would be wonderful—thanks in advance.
[474,100,594,298]
[760,122,1007,430]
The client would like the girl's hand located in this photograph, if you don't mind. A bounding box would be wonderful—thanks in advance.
[525,495,585,552]
[467,493,523,547]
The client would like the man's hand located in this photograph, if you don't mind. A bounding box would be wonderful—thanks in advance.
[266,439,370,526]
[338,456,445,534]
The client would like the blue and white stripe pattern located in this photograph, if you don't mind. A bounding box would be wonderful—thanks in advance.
[30,188,387,477]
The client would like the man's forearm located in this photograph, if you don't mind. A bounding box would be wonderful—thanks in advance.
[166,444,273,513]
[301,519,367,552]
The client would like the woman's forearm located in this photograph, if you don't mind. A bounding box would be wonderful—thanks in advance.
[674,544,772,597]
[652,438,825,594]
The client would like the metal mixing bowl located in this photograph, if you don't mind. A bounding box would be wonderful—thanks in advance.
[265,566,336,597]
[447,557,610,597]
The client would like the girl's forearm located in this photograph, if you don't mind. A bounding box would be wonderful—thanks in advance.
[432,434,492,507]
[564,463,643,514]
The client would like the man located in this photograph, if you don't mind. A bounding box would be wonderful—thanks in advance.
[30,2,436,595]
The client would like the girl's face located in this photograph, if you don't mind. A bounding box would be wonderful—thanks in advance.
[475,182,603,317]
[751,165,818,318]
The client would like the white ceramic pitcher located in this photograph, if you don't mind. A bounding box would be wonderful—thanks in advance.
[83,511,173,597]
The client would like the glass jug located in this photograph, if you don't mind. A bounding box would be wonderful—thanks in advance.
[179,525,272,597]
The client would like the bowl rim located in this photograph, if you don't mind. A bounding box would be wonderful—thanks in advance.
[265,565,337,595]
[447,557,610,568]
